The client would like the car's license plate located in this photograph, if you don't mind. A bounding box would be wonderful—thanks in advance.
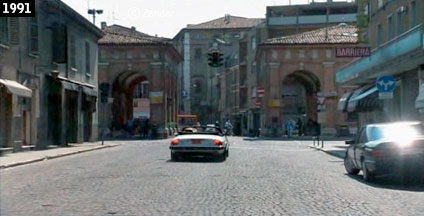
[191,139,201,144]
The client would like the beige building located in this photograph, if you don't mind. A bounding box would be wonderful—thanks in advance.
[256,24,360,137]
[98,23,182,138]
[173,15,263,124]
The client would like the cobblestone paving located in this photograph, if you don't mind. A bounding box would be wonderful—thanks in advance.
[1,138,423,216]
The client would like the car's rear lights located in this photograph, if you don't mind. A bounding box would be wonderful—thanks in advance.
[214,139,223,146]
[171,139,179,145]
[373,150,385,158]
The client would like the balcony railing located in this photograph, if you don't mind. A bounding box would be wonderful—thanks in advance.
[268,13,357,26]
[336,24,423,84]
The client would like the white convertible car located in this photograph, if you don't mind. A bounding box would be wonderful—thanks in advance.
[169,125,230,161]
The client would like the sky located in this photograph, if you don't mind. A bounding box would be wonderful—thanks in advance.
[62,0,352,38]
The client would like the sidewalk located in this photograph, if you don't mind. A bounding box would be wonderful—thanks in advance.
[308,140,348,159]
[0,142,119,169]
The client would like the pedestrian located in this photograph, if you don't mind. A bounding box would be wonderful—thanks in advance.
[285,119,295,138]
[297,118,303,136]
[143,118,150,139]
[224,119,233,136]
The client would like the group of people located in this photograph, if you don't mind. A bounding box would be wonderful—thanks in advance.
[214,119,233,135]
[124,118,153,139]
[284,118,320,138]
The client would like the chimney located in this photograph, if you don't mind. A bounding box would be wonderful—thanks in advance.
[225,14,230,24]
[131,26,136,31]
[101,22,107,30]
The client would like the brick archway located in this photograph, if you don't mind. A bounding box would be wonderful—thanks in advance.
[281,70,321,125]
[111,71,149,127]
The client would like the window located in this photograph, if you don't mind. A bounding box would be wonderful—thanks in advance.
[69,35,76,69]
[29,14,38,54]
[397,11,402,35]
[52,24,67,63]
[312,50,318,59]
[0,18,9,45]
[194,48,201,59]
[411,1,417,28]
[85,41,90,75]
[326,49,332,58]
[251,87,257,98]
[377,24,383,45]
[378,0,384,9]
[285,50,291,59]
[251,36,256,49]
[298,50,305,58]
[387,15,393,41]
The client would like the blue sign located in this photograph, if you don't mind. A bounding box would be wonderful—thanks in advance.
[181,90,188,98]
[376,76,396,92]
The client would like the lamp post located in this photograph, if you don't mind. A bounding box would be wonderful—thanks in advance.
[88,9,103,25]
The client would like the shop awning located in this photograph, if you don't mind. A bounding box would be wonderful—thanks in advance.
[347,86,371,112]
[61,81,79,91]
[82,86,97,97]
[0,79,32,98]
[350,86,378,102]
[347,86,381,112]
[337,92,352,112]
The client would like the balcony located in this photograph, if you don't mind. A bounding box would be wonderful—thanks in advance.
[268,13,356,26]
[336,24,424,84]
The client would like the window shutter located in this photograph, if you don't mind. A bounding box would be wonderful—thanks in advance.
[9,18,19,45]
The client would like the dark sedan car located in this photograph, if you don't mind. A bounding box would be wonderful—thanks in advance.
[344,121,424,182]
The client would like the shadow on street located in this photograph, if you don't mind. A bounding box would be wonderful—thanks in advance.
[346,174,424,192]
[166,156,226,163]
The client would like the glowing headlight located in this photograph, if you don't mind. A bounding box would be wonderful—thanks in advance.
[382,125,418,147]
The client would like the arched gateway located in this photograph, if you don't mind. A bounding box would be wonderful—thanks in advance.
[98,23,182,138]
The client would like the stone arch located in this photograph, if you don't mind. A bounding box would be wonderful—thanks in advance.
[281,70,320,129]
[111,70,149,128]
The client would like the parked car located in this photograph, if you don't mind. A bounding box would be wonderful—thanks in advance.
[344,121,424,182]
[169,125,230,161]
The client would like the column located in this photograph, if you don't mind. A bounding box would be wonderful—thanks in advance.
[77,89,84,144]
[321,61,337,135]
[264,62,281,137]
[150,62,167,138]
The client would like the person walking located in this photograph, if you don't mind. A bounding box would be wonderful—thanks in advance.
[224,120,233,136]
[285,119,295,138]
[297,118,303,136]
[143,118,150,139]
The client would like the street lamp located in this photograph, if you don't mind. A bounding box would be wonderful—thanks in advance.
[88,9,103,25]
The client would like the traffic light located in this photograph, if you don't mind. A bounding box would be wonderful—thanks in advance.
[207,50,224,68]
[99,83,110,103]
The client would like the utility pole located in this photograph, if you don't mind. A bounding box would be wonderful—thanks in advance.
[88,9,103,25]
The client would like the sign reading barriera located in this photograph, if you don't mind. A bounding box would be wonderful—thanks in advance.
[336,47,370,58]
[1,0,35,17]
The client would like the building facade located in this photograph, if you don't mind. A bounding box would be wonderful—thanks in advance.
[98,23,182,139]
[336,0,424,129]
[173,15,263,124]
[257,24,360,137]
[0,0,103,150]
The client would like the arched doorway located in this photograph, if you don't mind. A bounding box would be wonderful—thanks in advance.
[281,70,320,131]
[111,71,149,130]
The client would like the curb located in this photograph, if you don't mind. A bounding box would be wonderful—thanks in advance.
[0,144,119,169]
[308,145,345,159]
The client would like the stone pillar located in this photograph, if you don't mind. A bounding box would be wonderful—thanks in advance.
[60,88,67,146]
[264,62,281,137]
[321,61,337,135]
[150,62,167,139]
[77,89,84,144]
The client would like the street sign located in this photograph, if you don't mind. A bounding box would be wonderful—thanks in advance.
[377,76,395,99]
[376,76,396,92]
[336,47,370,57]
[181,90,188,98]
[257,87,265,98]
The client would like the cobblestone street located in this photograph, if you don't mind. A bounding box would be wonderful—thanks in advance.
[1,137,424,216]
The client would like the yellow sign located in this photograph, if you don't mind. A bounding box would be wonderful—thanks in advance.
[267,99,281,108]
[149,91,163,104]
